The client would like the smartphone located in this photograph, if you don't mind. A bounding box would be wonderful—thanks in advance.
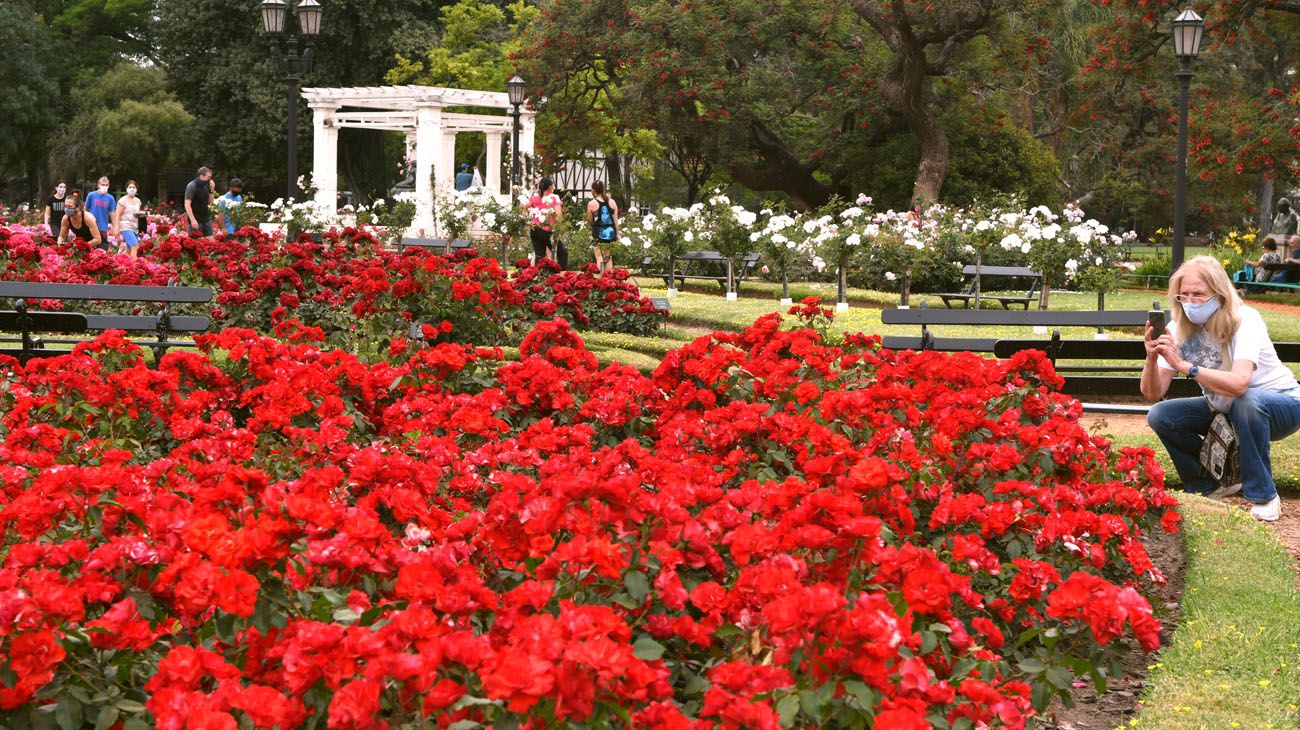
[1147,309,1166,339]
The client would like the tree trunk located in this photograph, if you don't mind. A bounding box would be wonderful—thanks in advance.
[1039,281,1051,311]
[850,1,977,208]
[1256,174,1275,235]
[725,121,837,209]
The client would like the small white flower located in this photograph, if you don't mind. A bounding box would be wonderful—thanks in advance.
[885,271,897,281]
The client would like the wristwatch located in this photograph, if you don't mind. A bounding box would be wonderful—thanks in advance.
[1186,365,1200,379]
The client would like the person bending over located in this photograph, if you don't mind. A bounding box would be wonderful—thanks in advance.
[1142,256,1300,522]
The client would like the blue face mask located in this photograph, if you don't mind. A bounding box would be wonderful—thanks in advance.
[1183,297,1221,325]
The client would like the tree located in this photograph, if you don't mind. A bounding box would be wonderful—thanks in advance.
[519,0,1065,209]
[46,64,193,199]
[0,4,61,204]
[156,0,447,203]
[45,0,157,71]
[387,0,538,178]
[1069,0,1300,234]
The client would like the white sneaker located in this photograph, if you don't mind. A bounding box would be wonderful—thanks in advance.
[1250,496,1281,522]
[1208,482,1242,500]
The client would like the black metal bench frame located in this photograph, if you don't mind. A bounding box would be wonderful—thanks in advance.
[0,281,213,362]
[938,265,1042,310]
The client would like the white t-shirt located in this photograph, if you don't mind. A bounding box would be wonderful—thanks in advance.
[1157,306,1299,394]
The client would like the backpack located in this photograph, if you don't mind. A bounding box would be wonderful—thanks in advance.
[593,199,617,242]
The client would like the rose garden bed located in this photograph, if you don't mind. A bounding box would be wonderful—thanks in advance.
[0,283,1184,728]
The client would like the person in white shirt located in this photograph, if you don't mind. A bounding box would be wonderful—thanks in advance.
[1142,256,1300,521]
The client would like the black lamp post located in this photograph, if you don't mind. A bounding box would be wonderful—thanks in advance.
[1170,4,1204,273]
[261,0,323,203]
[507,74,526,193]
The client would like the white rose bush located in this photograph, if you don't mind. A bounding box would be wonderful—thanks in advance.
[619,195,1134,306]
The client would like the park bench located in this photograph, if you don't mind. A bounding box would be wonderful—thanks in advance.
[993,335,1300,414]
[937,265,1042,310]
[880,303,1181,412]
[0,281,212,362]
[881,302,1300,414]
[398,237,473,254]
[640,251,762,294]
[1241,261,1300,296]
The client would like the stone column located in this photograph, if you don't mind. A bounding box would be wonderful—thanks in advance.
[485,131,503,199]
[310,105,339,213]
[412,104,442,235]
[438,130,457,196]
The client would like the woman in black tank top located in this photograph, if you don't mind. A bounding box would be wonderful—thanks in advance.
[59,197,102,249]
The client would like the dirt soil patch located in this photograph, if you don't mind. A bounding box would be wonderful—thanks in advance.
[1031,527,1186,729]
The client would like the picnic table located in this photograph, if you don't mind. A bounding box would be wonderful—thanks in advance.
[937,265,1042,310]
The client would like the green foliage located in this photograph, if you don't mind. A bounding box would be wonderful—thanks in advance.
[45,0,158,74]
[942,111,1063,210]
[47,64,192,198]
[155,0,446,203]
[0,4,60,197]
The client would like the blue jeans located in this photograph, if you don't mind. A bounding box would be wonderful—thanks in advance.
[1147,389,1300,503]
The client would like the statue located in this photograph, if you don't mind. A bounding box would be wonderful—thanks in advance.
[1271,197,1297,240]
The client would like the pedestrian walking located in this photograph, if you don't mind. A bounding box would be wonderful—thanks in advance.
[112,181,144,258]
[84,176,116,250]
[184,167,215,237]
[43,181,69,239]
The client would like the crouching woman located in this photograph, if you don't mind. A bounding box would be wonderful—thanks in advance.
[1142,256,1300,521]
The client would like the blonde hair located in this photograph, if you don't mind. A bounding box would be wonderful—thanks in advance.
[1167,255,1242,363]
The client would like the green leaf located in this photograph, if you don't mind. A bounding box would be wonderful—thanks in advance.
[1045,666,1073,690]
[124,719,151,730]
[1030,681,1054,713]
[94,706,120,730]
[919,629,938,654]
[1017,657,1047,674]
[776,693,800,727]
[116,700,147,714]
[55,696,82,730]
[842,679,875,710]
[623,570,650,602]
[631,635,666,660]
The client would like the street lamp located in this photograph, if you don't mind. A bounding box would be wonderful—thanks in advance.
[507,74,526,193]
[1170,4,1204,273]
[262,0,323,203]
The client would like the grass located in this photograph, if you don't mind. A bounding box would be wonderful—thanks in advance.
[1133,495,1300,729]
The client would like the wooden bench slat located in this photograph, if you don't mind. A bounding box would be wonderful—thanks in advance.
[399,238,472,250]
[958,265,1040,277]
[0,282,213,304]
[879,336,999,352]
[0,311,89,334]
[83,315,210,333]
[882,308,1157,327]
[1060,376,1202,399]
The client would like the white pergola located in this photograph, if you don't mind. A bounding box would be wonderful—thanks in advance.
[300,85,536,233]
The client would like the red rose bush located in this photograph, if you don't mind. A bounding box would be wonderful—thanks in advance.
[0,225,660,352]
[0,299,1178,728]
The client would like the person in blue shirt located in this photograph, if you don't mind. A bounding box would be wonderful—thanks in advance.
[215,178,245,235]
[83,176,116,249]
[454,163,473,192]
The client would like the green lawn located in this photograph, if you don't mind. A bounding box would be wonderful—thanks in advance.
[1134,496,1300,729]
